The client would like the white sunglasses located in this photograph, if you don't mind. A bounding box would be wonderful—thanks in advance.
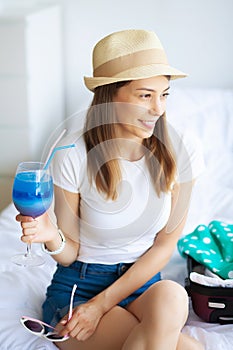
[20,284,77,342]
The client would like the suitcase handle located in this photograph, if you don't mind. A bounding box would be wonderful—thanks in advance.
[209,298,233,324]
[219,316,233,324]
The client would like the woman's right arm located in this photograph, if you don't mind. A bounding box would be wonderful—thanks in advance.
[16,185,80,266]
[44,185,80,265]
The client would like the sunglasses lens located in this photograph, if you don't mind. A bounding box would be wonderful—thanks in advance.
[46,332,67,341]
[24,320,43,333]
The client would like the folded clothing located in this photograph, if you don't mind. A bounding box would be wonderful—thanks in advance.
[190,271,233,288]
[178,220,233,279]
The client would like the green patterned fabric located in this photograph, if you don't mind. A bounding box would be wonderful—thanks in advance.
[177,221,233,279]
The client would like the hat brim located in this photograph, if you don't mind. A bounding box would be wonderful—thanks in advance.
[84,64,187,92]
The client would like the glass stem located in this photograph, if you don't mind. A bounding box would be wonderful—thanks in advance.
[25,243,32,257]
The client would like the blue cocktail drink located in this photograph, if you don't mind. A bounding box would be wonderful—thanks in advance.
[11,162,54,267]
[13,172,53,218]
[11,138,75,267]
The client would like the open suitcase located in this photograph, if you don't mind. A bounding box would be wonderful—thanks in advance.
[185,256,233,324]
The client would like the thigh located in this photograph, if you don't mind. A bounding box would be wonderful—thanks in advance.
[56,305,139,350]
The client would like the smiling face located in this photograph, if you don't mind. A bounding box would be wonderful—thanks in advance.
[113,76,170,142]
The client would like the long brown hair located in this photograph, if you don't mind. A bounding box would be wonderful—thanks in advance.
[84,81,177,200]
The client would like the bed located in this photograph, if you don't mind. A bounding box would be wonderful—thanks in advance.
[1,87,233,350]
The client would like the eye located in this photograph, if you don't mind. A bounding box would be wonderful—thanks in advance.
[161,92,170,99]
[139,93,152,100]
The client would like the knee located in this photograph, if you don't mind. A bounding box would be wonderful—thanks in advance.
[158,280,188,306]
[150,280,189,323]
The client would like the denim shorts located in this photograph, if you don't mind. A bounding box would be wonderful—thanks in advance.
[42,260,161,326]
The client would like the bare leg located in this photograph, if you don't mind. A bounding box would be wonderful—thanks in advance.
[56,280,204,350]
[55,305,138,350]
[122,280,204,350]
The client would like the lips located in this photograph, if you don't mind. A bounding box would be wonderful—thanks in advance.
[138,119,157,130]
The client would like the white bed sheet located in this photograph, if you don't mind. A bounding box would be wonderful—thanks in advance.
[1,88,233,349]
[0,204,57,350]
[1,204,233,350]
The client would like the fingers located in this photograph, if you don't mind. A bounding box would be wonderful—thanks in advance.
[16,214,35,222]
[15,212,58,244]
[58,316,76,338]
[60,322,90,341]
[15,215,39,242]
[72,328,93,342]
[58,312,97,342]
[60,319,68,326]
[21,232,37,243]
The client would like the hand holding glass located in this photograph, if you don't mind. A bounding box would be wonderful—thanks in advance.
[12,162,54,266]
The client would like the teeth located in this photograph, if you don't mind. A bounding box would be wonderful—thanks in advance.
[140,120,156,126]
[140,120,156,123]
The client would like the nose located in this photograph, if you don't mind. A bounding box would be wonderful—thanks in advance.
[149,97,163,116]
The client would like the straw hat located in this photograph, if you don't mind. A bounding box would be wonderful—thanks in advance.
[84,29,187,92]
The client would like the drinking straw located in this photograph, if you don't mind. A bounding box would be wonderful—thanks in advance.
[43,129,76,170]
[43,129,67,166]
[44,144,76,170]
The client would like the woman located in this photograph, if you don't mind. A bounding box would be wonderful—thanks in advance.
[17,29,205,349]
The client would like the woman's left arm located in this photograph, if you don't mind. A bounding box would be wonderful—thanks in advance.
[58,181,193,340]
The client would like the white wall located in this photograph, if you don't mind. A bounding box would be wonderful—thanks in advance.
[0,6,64,175]
[63,0,233,117]
[0,4,64,210]
[26,6,65,159]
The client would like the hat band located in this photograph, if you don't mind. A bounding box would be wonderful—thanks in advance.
[93,48,168,78]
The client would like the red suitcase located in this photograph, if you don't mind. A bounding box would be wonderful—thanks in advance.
[185,257,233,324]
